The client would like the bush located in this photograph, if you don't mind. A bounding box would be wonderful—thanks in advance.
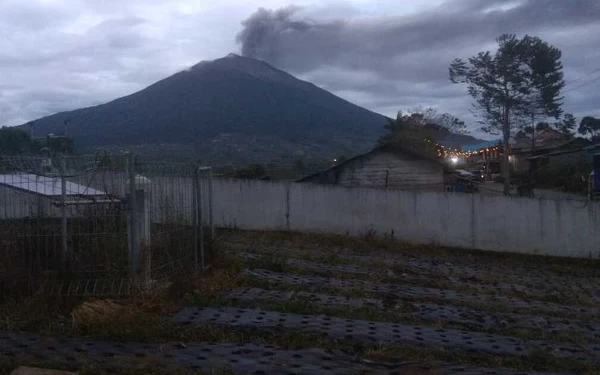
[234,164,266,179]
[533,164,590,194]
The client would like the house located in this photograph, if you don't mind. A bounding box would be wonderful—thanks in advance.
[509,128,588,173]
[298,146,449,192]
[461,141,503,179]
[527,143,600,171]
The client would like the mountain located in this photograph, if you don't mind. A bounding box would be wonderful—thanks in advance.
[22,54,389,164]
[437,132,491,149]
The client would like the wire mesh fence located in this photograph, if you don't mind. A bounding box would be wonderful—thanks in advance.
[0,153,213,297]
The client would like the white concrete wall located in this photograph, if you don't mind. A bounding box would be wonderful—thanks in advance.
[213,178,600,258]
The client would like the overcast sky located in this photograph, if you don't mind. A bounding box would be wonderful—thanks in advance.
[1,0,599,136]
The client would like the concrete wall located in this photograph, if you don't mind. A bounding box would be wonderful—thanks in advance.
[213,178,600,258]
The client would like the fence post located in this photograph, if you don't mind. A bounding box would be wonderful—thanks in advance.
[199,168,205,271]
[192,166,199,272]
[208,167,214,241]
[60,158,68,269]
[126,153,138,284]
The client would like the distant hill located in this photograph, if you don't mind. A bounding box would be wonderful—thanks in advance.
[21,54,389,164]
[437,132,491,149]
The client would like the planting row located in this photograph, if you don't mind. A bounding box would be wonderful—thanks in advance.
[173,307,600,362]
[242,269,599,318]
[225,287,600,343]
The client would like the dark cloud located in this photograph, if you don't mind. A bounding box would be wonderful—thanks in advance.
[238,0,600,134]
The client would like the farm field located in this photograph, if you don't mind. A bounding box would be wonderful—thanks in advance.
[1,230,599,374]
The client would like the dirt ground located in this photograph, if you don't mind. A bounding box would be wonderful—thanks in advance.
[1,230,599,374]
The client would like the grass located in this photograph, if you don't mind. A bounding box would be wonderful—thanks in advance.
[0,355,232,375]
[220,231,600,312]
[235,262,598,323]
[289,260,599,308]
[219,230,600,302]
[190,279,596,345]
[216,228,600,273]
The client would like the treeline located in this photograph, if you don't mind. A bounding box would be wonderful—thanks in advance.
[0,127,75,156]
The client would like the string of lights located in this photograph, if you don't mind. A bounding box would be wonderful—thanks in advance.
[425,139,502,159]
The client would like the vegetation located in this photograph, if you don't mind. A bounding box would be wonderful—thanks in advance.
[517,35,565,147]
[0,127,40,155]
[293,159,305,176]
[377,109,468,159]
[0,126,75,156]
[578,116,600,142]
[519,113,577,139]
[378,112,439,158]
[234,163,266,179]
[555,113,577,138]
[450,34,565,194]
[1,229,600,374]
[533,163,591,194]
[412,106,469,135]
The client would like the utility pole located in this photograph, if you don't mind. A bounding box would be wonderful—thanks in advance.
[28,121,35,139]
[64,118,70,137]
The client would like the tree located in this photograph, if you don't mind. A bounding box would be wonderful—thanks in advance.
[578,116,600,142]
[293,159,305,176]
[408,106,469,135]
[519,36,565,150]
[235,164,266,179]
[0,127,37,155]
[535,122,550,131]
[0,126,78,157]
[436,112,468,135]
[449,34,564,194]
[46,135,75,155]
[555,113,576,138]
[378,111,441,159]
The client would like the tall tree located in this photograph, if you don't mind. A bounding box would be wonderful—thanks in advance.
[519,36,565,152]
[578,116,600,142]
[449,34,564,195]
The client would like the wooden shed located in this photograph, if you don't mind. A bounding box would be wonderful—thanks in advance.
[299,146,448,192]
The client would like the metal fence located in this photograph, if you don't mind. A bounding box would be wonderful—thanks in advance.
[0,153,213,297]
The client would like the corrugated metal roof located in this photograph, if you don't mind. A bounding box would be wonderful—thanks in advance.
[0,173,105,197]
